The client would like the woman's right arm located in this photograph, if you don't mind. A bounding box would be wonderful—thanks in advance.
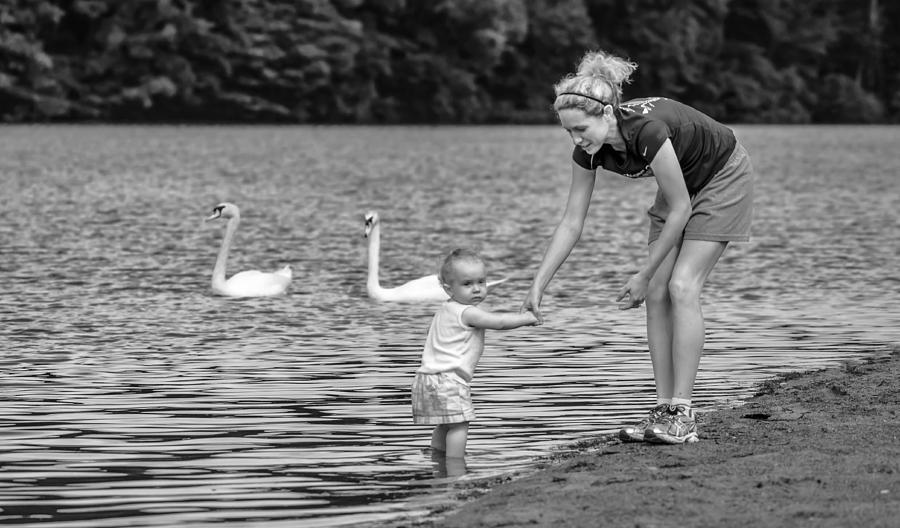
[523,162,596,322]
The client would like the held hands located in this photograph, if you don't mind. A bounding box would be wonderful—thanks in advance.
[521,289,544,325]
[616,272,650,310]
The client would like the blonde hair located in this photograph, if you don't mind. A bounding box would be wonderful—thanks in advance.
[439,248,484,283]
[553,50,638,115]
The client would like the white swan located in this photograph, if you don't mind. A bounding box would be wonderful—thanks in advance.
[364,210,508,302]
[205,202,292,298]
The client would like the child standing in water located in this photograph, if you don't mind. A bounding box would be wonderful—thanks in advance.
[413,248,538,461]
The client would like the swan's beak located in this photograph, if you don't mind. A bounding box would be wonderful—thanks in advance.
[205,209,223,222]
[364,217,373,238]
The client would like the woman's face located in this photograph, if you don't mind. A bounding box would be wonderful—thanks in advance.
[558,108,611,156]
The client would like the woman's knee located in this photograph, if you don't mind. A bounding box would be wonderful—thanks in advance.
[667,276,701,304]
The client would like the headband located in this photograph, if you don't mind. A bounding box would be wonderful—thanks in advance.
[558,91,611,106]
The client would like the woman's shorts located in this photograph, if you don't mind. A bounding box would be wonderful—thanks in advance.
[648,143,754,244]
[411,371,476,425]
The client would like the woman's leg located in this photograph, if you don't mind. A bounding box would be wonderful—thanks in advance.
[443,422,469,459]
[667,239,728,399]
[645,240,682,401]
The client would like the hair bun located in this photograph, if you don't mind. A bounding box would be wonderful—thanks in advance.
[576,50,637,85]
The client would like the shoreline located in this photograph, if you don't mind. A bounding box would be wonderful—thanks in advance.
[413,343,900,527]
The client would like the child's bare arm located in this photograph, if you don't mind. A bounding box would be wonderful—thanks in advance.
[462,306,539,330]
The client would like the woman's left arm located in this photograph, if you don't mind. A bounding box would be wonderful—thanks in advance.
[617,138,691,309]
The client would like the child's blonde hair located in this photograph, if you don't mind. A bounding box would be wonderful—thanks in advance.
[439,248,484,283]
[553,50,638,115]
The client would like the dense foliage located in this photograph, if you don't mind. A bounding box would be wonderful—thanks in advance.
[2,0,898,123]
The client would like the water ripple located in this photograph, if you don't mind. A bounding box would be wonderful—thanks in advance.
[1,124,898,526]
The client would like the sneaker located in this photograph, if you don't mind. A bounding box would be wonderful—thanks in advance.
[618,404,672,442]
[644,405,699,444]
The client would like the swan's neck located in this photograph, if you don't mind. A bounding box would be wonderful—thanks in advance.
[366,222,381,294]
[213,215,239,290]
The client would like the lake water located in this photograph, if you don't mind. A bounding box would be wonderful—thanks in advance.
[1,124,898,527]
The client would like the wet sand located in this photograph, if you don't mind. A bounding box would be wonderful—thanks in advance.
[415,343,900,527]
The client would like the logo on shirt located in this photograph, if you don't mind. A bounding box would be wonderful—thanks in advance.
[623,165,654,179]
[621,97,662,115]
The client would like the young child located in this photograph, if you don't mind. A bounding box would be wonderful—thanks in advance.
[412,248,538,460]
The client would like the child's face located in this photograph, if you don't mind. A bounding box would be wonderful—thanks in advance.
[442,259,487,305]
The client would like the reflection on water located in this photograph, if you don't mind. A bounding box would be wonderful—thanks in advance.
[1,125,898,527]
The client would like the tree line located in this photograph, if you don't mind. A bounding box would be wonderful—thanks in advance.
[1,0,897,124]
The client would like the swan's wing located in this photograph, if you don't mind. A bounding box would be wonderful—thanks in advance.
[374,274,448,302]
[274,265,293,279]
[219,270,291,297]
[374,275,509,302]
[487,276,510,291]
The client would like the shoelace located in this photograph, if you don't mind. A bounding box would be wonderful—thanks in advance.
[669,404,692,416]
[647,404,671,421]
[655,405,690,426]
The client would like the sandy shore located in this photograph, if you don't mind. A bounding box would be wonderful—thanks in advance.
[412,343,900,528]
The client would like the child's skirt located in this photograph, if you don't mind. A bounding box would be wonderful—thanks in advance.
[411,371,476,425]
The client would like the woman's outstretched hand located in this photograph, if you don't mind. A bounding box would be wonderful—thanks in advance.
[521,289,544,325]
[616,272,650,310]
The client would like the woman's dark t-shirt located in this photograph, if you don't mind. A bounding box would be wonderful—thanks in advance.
[572,97,736,194]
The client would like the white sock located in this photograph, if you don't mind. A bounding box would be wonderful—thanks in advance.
[671,397,692,412]
[656,397,672,406]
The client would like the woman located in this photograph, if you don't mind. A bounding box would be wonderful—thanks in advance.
[522,50,754,444]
